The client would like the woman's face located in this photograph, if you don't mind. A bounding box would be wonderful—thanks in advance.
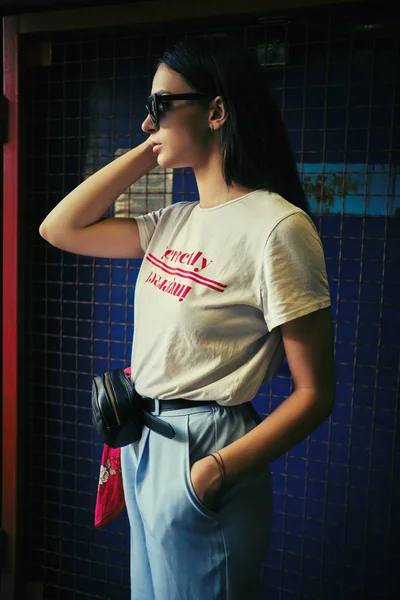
[142,64,214,169]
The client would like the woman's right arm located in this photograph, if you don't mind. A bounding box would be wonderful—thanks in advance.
[39,139,158,259]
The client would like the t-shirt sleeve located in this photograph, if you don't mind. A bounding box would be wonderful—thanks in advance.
[261,211,331,331]
[133,208,165,253]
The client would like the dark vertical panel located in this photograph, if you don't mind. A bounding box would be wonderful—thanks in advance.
[1,15,25,600]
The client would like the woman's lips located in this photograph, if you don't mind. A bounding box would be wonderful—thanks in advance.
[153,144,162,153]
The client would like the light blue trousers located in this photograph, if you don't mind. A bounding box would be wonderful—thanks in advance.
[121,401,272,600]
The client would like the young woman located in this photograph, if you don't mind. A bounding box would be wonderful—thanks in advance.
[40,34,335,600]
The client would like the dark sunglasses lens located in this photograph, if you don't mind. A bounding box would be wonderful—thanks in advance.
[146,98,157,125]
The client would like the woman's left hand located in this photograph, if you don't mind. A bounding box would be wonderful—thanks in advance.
[190,455,224,510]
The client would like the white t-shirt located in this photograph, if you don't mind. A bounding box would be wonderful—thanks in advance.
[131,189,331,406]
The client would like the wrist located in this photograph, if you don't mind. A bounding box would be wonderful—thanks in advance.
[142,136,159,153]
[205,455,224,493]
[138,138,159,167]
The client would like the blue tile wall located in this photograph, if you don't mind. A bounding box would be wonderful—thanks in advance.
[23,9,399,600]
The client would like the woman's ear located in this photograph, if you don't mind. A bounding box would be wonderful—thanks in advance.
[209,95,228,131]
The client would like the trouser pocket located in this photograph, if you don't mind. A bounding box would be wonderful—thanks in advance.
[183,403,267,518]
[184,413,222,519]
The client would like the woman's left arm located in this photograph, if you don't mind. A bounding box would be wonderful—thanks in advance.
[219,305,335,483]
[191,306,336,499]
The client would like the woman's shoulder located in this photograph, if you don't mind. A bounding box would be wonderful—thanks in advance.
[240,190,308,231]
[251,189,303,214]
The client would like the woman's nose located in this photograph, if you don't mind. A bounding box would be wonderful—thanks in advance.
[142,114,157,134]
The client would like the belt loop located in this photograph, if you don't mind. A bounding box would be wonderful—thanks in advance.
[152,398,160,416]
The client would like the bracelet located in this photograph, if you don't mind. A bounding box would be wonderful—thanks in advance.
[214,451,226,479]
[207,453,225,486]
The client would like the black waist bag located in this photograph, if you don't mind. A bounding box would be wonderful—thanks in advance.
[92,369,175,448]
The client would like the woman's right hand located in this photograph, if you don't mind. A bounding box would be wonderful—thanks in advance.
[143,135,161,161]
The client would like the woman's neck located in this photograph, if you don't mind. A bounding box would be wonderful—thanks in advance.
[194,156,255,208]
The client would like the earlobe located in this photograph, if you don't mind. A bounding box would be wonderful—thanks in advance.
[209,106,228,132]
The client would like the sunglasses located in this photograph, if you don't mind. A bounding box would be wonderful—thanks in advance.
[145,92,211,127]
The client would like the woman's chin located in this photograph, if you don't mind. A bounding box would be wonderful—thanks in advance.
[157,153,175,169]
[156,152,167,167]
[155,148,193,169]
[158,154,191,169]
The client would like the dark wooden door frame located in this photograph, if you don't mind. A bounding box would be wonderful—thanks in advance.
[1,15,23,600]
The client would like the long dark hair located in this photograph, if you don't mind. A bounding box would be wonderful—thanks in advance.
[158,33,308,213]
